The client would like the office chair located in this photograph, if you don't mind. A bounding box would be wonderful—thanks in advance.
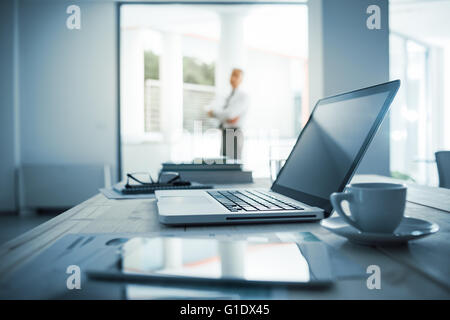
[435,151,450,189]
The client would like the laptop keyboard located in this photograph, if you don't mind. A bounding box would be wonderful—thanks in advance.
[207,190,304,213]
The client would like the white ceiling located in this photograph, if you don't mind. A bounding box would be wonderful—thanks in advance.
[390,0,450,46]
[121,4,308,58]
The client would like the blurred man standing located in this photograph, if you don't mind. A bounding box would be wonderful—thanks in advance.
[208,68,249,160]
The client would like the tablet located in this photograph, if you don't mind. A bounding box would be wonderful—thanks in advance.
[86,235,334,287]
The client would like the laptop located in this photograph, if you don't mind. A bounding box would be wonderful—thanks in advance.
[156,80,400,225]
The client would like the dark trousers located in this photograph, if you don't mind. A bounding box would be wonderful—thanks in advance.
[221,128,244,160]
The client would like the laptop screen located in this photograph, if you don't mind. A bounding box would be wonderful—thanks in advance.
[271,81,400,216]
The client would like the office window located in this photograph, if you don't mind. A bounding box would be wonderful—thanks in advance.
[182,82,216,133]
[144,51,160,133]
[390,34,443,185]
[182,55,216,133]
[141,36,217,134]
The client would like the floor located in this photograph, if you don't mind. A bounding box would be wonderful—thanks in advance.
[0,213,55,246]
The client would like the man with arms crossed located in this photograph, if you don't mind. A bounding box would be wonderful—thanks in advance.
[208,68,249,160]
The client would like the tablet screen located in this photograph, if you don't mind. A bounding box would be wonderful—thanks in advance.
[119,237,321,284]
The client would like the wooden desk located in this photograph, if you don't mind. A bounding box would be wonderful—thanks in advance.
[0,175,449,299]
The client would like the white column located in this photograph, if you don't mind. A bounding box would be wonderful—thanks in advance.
[120,29,145,140]
[216,13,246,95]
[160,32,183,143]
[163,238,183,268]
[219,241,246,278]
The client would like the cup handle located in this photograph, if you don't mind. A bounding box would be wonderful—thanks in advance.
[330,192,359,230]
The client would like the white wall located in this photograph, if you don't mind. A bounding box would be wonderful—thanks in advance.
[309,0,391,175]
[19,0,118,169]
[0,0,16,212]
[0,0,119,212]
[122,143,171,179]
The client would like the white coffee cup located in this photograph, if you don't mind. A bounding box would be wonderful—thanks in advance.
[330,183,407,234]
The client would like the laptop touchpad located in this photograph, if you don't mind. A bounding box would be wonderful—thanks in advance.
[159,195,219,213]
[160,196,212,204]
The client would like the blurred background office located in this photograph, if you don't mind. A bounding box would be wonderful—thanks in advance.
[0,0,449,242]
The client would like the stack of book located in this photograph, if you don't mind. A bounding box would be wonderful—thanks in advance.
[161,159,253,184]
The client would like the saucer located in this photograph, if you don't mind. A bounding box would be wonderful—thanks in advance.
[320,216,439,246]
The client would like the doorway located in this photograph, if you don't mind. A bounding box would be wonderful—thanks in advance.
[119,2,309,179]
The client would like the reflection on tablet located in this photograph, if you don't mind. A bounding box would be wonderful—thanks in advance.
[121,237,311,284]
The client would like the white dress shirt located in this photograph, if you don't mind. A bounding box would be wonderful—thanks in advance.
[211,88,250,129]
